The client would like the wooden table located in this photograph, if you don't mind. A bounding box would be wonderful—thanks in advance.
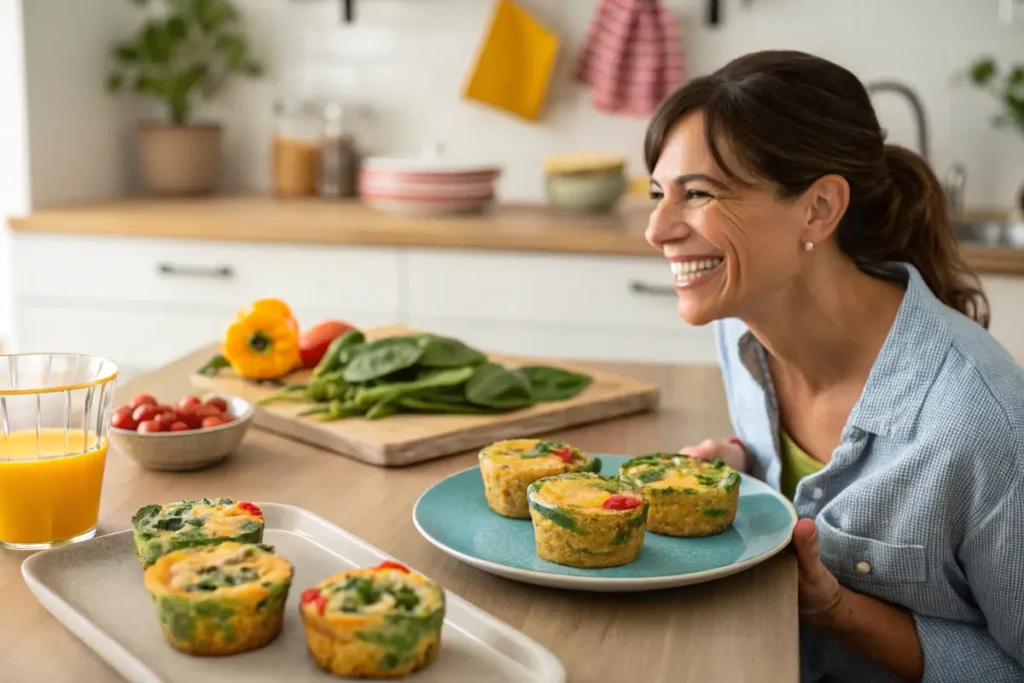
[0,347,799,683]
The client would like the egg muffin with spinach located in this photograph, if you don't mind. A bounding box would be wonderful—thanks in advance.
[479,438,601,519]
[619,453,741,537]
[299,560,445,678]
[527,472,648,568]
[143,541,293,656]
[131,498,265,568]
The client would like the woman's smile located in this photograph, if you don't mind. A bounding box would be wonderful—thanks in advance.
[669,256,724,289]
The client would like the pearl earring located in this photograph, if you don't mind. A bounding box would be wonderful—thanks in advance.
[804,241,815,251]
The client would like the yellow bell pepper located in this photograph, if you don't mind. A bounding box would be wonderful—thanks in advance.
[238,298,298,332]
[221,305,301,380]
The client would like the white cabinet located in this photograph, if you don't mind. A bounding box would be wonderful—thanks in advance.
[980,274,1024,362]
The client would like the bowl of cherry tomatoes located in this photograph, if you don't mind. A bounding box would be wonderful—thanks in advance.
[108,392,254,472]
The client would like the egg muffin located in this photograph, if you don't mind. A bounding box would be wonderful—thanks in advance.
[299,561,446,678]
[479,439,601,519]
[131,498,266,568]
[527,472,648,569]
[143,542,293,656]
[619,453,741,537]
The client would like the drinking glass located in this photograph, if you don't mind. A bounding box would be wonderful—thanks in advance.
[0,354,119,550]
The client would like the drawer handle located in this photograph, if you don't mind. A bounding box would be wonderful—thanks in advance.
[157,262,234,279]
[629,280,676,297]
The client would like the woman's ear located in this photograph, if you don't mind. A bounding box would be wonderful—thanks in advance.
[801,174,849,244]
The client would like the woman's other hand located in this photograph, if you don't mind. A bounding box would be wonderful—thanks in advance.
[679,438,750,472]
[792,517,844,629]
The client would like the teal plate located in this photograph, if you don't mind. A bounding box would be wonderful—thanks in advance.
[413,455,797,592]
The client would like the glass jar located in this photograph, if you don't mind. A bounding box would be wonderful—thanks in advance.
[271,98,323,197]
[318,102,361,199]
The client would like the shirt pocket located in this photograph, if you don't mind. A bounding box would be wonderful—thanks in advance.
[816,519,928,585]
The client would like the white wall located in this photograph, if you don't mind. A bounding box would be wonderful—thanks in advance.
[16,0,1024,210]
[0,0,29,347]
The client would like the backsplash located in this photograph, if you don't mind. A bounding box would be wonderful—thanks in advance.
[19,0,1024,207]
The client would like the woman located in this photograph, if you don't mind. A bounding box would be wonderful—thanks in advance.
[644,51,1023,683]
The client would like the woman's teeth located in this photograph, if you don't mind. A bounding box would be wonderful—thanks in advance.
[671,258,723,282]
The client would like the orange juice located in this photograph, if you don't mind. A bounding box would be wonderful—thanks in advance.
[0,428,107,545]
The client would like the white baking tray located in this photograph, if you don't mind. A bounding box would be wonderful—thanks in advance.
[21,503,565,683]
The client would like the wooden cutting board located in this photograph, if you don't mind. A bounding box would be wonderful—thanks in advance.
[190,326,660,467]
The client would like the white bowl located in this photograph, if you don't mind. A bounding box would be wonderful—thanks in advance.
[109,395,254,472]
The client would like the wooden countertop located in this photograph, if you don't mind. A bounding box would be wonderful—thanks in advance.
[0,346,799,683]
[9,195,1024,275]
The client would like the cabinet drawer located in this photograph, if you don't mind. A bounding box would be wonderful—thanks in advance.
[12,233,401,314]
[408,316,718,365]
[405,249,686,331]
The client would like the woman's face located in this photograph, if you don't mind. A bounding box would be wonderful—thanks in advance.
[645,112,810,326]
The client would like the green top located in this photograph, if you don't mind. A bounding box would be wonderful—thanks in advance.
[779,429,824,500]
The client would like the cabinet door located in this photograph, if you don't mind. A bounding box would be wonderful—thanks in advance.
[405,249,717,364]
[981,274,1024,362]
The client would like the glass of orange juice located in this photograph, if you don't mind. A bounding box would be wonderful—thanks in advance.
[0,353,118,550]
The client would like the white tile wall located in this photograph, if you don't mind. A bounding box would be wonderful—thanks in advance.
[16,0,1024,209]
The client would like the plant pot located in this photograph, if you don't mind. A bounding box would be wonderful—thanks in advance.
[137,123,222,195]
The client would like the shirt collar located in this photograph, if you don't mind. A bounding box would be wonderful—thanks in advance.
[736,262,953,439]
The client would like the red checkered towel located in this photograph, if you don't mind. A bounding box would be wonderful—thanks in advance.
[575,0,685,116]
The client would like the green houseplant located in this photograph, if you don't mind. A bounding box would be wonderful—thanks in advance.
[966,56,1024,211]
[106,0,264,195]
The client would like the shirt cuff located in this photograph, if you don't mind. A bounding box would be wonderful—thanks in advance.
[914,613,1023,683]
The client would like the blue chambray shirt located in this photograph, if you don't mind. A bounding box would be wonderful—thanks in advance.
[714,262,1024,683]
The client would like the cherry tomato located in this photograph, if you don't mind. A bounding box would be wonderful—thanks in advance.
[551,447,575,464]
[375,560,410,573]
[137,419,165,434]
[132,404,161,423]
[300,588,321,604]
[154,411,178,425]
[110,410,138,431]
[201,416,225,429]
[204,397,228,413]
[178,395,201,409]
[311,595,326,614]
[169,421,191,432]
[113,403,132,415]
[130,394,157,409]
[197,404,223,418]
[238,502,263,517]
[299,320,355,368]
[602,494,643,511]
[174,406,204,429]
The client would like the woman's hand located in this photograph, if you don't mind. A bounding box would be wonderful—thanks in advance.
[792,517,844,629]
[679,438,750,472]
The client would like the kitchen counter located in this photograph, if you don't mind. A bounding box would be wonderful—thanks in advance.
[9,195,1024,275]
[0,346,799,683]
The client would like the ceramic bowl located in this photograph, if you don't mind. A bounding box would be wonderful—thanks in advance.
[109,395,254,472]
[544,167,626,213]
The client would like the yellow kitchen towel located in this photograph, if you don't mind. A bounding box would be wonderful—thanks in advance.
[462,0,560,121]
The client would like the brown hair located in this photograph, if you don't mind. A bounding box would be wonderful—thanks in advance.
[644,50,989,328]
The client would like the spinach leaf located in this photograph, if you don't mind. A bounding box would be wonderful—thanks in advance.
[416,335,486,368]
[465,363,535,410]
[313,330,366,378]
[366,400,399,420]
[611,512,647,545]
[633,467,667,484]
[721,471,741,491]
[343,338,425,383]
[131,504,161,526]
[703,508,729,518]
[353,366,475,407]
[528,501,584,534]
[580,457,602,474]
[520,441,561,458]
[155,516,184,532]
[398,396,497,415]
[519,365,593,401]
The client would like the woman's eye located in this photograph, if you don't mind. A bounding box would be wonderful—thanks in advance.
[686,189,713,201]
[649,189,664,200]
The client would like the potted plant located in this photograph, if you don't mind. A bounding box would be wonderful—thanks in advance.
[106,0,264,195]
[965,56,1024,211]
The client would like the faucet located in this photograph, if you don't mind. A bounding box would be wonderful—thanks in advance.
[865,80,930,164]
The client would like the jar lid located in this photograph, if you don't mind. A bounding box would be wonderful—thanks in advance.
[543,153,626,175]
[362,143,501,175]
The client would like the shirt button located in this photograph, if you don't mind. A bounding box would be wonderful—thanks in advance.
[856,561,872,574]
[812,487,824,500]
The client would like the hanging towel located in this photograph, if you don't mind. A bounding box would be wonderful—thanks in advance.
[575,0,684,117]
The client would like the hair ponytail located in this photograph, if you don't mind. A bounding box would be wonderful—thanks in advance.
[862,144,989,328]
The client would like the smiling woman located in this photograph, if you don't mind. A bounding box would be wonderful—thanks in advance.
[643,51,1024,683]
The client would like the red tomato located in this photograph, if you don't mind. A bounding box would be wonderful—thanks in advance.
[204,397,228,413]
[130,394,157,409]
[137,420,165,434]
[299,320,355,368]
[154,411,178,425]
[178,395,201,409]
[375,560,410,573]
[110,409,138,431]
[602,494,643,511]
[174,406,204,429]
[300,588,321,604]
[169,421,191,432]
[197,404,223,418]
[551,447,575,464]
[132,404,161,423]
[238,502,263,517]
[201,416,225,429]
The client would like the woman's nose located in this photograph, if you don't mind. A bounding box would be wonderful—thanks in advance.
[645,201,689,250]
